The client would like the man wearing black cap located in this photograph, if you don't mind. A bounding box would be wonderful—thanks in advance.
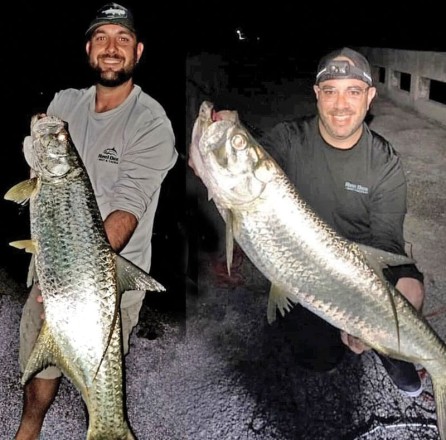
[15,3,178,439]
[261,47,425,397]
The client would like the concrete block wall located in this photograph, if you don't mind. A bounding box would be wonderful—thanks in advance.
[359,47,446,127]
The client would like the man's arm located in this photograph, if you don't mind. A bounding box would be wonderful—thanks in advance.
[104,210,138,253]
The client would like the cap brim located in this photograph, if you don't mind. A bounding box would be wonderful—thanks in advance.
[85,19,136,37]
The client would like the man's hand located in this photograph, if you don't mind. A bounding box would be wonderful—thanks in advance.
[35,283,45,320]
[340,331,370,354]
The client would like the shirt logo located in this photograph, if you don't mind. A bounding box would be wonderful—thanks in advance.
[98,147,119,164]
[345,181,369,194]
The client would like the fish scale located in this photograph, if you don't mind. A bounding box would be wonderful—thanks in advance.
[5,114,165,440]
[189,100,446,440]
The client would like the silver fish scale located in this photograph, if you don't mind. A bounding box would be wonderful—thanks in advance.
[29,143,131,437]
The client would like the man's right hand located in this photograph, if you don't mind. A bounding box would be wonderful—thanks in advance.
[35,283,45,320]
[340,330,371,354]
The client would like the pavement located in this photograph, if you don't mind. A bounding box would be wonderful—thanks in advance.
[0,73,445,439]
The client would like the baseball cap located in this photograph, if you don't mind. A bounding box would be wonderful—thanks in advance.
[85,3,136,37]
[315,47,373,86]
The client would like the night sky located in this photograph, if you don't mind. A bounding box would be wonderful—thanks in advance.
[187,3,446,54]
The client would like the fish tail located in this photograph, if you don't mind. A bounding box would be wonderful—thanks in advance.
[432,375,446,440]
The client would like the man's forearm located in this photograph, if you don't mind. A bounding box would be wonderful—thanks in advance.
[104,210,138,252]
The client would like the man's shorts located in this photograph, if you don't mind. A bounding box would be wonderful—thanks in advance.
[19,283,146,380]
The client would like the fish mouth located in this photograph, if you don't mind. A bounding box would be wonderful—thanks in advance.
[197,101,239,133]
[211,108,227,122]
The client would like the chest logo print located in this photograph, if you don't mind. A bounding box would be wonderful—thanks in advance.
[98,147,119,164]
[345,181,369,194]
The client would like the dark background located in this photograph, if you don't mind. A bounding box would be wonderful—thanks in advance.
[187,2,446,54]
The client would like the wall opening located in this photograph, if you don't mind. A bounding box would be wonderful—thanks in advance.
[400,72,411,92]
[429,79,446,105]
[378,67,386,84]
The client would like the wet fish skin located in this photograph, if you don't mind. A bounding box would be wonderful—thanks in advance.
[189,100,446,440]
[5,114,165,440]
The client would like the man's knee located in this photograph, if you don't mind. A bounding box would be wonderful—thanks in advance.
[396,277,425,311]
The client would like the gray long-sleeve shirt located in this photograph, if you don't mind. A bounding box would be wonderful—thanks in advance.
[261,115,423,283]
[47,85,178,274]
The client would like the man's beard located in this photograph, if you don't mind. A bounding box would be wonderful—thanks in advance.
[90,63,135,87]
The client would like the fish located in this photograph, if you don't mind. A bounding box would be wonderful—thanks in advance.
[5,114,165,440]
[189,100,446,440]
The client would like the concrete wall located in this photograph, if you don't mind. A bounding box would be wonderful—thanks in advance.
[359,47,446,127]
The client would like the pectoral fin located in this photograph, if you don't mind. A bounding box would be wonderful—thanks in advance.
[357,243,415,275]
[4,178,38,205]
[357,243,415,353]
[225,210,234,276]
[26,254,37,288]
[9,239,37,254]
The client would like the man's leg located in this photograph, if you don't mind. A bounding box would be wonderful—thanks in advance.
[15,284,62,439]
[275,303,346,372]
[120,290,146,355]
[15,377,61,440]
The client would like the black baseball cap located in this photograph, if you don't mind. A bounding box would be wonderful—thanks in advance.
[315,47,373,86]
[85,3,136,38]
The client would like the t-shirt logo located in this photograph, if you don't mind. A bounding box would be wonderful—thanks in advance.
[344,181,369,194]
[98,147,119,164]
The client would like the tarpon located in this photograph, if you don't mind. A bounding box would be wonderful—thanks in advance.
[5,114,165,440]
[189,100,446,440]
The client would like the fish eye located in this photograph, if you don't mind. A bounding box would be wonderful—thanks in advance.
[57,133,67,142]
[231,133,248,150]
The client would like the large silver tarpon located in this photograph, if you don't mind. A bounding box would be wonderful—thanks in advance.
[5,114,165,440]
[189,100,446,440]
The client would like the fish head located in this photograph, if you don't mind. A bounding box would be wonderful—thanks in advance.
[189,101,276,207]
[188,101,238,190]
[25,114,80,181]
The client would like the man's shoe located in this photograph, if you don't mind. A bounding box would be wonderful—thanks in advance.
[375,351,423,397]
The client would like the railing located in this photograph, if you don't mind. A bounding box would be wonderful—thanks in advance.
[359,47,446,127]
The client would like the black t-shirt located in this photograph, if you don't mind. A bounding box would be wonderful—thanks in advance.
[260,115,423,284]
